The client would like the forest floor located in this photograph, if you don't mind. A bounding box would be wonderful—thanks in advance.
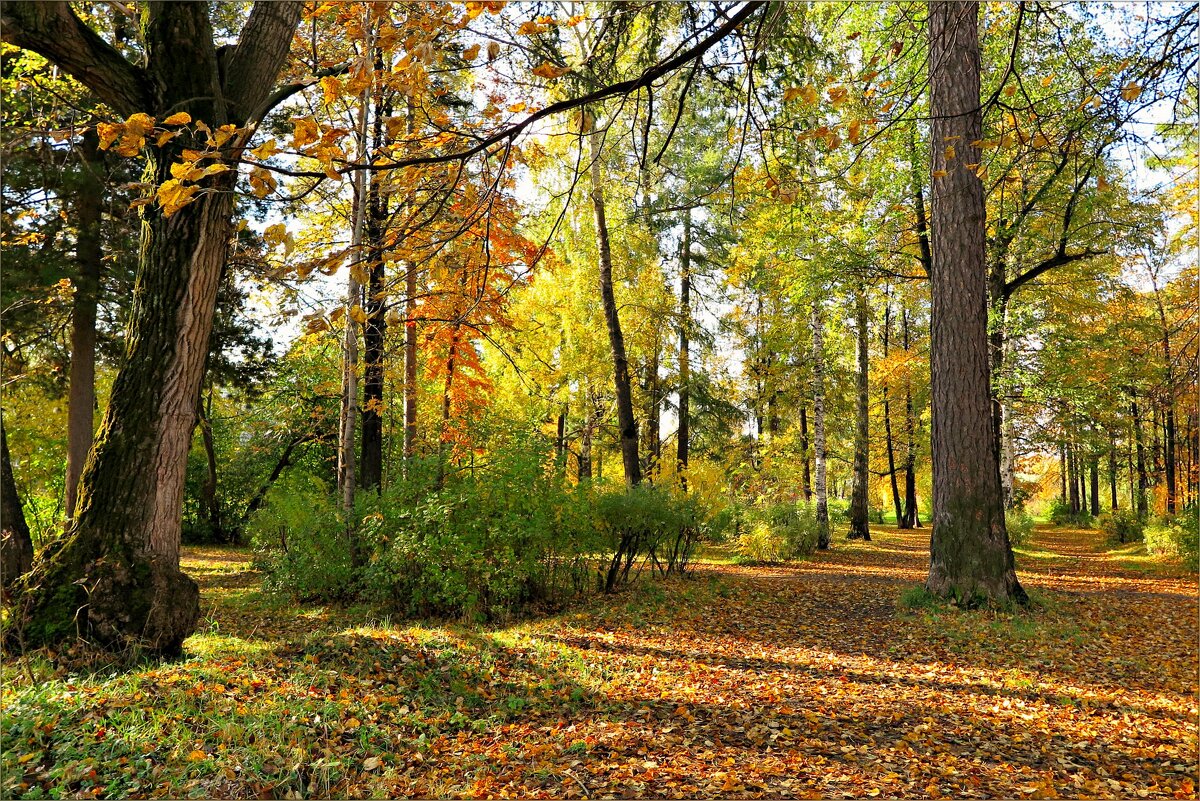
[3,524,1197,799]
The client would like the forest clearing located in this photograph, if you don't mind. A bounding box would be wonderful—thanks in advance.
[2,525,1197,799]
[0,1,1196,798]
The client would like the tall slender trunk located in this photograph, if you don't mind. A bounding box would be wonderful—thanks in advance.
[799,404,812,502]
[811,303,830,549]
[900,308,921,528]
[1108,435,1119,511]
[677,210,691,492]
[360,71,390,493]
[65,130,104,521]
[882,293,903,524]
[642,339,661,479]
[925,0,1024,604]
[436,327,460,489]
[1132,396,1148,518]
[848,287,871,540]
[586,114,640,486]
[555,404,567,475]
[1059,440,1068,504]
[1068,440,1080,513]
[1,419,34,589]
[197,394,222,540]
[1089,456,1100,517]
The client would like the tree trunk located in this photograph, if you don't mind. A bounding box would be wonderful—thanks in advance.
[436,327,460,490]
[848,287,871,540]
[360,77,389,493]
[1059,440,1068,504]
[65,129,104,521]
[555,405,567,475]
[1108,435,1119,511]
[799,404,812,503]
[900,308,921,529]
[1,1,303,653]
[1,419,34,590]
[677,210,691,492]
[1068,441,1081,513]
[811,303,830,549]
[642,339,661,479]
[882,294,903,524]
[925,0,1025,605]
[586,115,640,486]
[197,396,223,541]
[1089,456,1100,517]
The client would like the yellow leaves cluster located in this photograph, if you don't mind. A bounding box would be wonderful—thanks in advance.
[782,85,819,105]
[531,61,570,80]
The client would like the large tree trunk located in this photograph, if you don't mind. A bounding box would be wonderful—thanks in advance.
[848,287,871,540]
[586,115,640,486]
[811,303,830,549]
[65,130,104,521]
[2,420,35,590]
[925,0,1025,605]
[677,210,692,492]
[1,1,302,653]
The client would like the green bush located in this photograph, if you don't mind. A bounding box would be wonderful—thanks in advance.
[735,502,819,563]
[1048,498,1093,528]
[247,472,353,601]
[1145,507,1198,566]
[1005,507,1035,548]
[1098,510,1145,545]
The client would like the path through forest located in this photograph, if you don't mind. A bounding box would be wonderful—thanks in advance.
[4,525,1196,799]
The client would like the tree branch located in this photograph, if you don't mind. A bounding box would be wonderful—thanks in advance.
[0,1,151,117]
[224,1,305,125]
[1004,248,1106,297]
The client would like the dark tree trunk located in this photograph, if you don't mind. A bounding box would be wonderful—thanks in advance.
[848,287,871,540]
[811,303,830,549]
[1,1,303,653]
[1059,441,1068,504]
[642,341,661,479]
[587,116,640,486]
[1089,457,1100,517]
[1108,435,1119,511]
[677,211,691,492]
[2,420,35,590]
[882,294,903,525]
[360,77,390,493]
[1068,442,1080,513]
[799,404,812,502]
[197,396,223,541]
[925,0,1025,604]
[1165,403,1178,514]
[555,405,567,474]
[900,308,921,529]
[65,129,104,521]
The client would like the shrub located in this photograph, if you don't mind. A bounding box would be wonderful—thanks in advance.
[1145,507,1199,566]
[1098,510,1145,545]
[1048,498,1093,528]
[735,502,819,563]
[1005,507,1035,548]
[247,472,353,601]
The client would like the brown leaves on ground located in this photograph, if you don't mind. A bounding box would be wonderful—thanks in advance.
[2,526,1195,799]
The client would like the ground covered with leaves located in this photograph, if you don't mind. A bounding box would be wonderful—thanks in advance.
[3,525,1196,799]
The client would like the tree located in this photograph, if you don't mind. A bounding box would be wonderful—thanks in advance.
[847,284,872,540]
[1,420,34,590]
[2,1,304,652]
[925,0,1026,605]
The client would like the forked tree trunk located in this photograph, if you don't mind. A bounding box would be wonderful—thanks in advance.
[1,1,303,653]
[811,303,830,549]
[586,114,640,486]
[925,0,1025,605]
[848,287,871,540]
[1,420,34,590]
[65,130,104,521]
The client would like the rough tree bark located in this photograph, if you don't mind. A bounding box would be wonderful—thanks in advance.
[65,129,104,520]
[2,420,35,590]
[848,286,871,540]
[811,303,830,549]
[360,55,390,494]
[1,1,303,653]
[586,113,640,486]
[925,0,1025,605]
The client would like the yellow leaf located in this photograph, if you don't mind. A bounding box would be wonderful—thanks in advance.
[487,41,501,61]
[156,179,199,216]
[250,139,278,160]
[1003,84,1017,97]
[291,117,320,149]
[1121,81,1142,102]
[517,20,547,35]
[1097,175,1110,191]
[508,102,527,113]
[155,130,177,146]
[187,750,207,762]
[801,85,818,104]
[827,85,848,106]
[463,44,480,61]
[249,167,277,198]
[932,169,948,178]
[162,111,192,126]
[349,307,367,326]
[782,87,803,103]
[264,222,288,245]
[124,112,156,136]
[114,134,145,157]
[169,161,196,180]
[320,75,343,105]
[531,61,570,80]
[945,145,956,160]
[324,164,342,182]
[848,119,862,145]
[1031,133,1049,148]
[1040,73,1056,88]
